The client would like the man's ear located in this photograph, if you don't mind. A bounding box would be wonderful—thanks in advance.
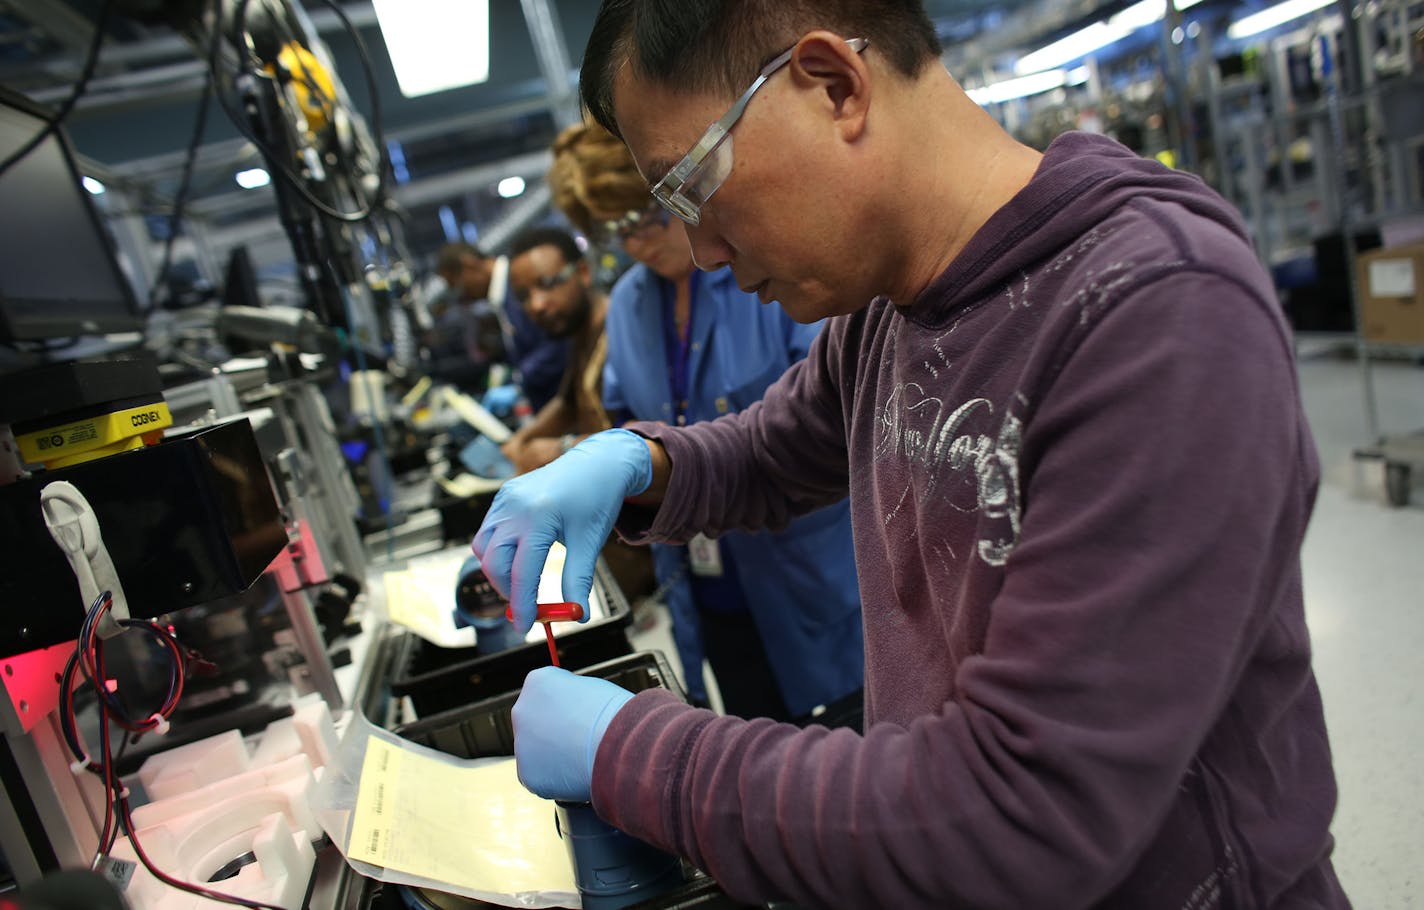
[788,30,870,141]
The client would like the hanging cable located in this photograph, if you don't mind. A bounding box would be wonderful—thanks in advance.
[205,0,390,224]
[149,0,224,310]
[60,590,294,909]
[0,0,113,178]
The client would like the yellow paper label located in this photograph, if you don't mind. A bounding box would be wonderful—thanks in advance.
[345,737,577,896]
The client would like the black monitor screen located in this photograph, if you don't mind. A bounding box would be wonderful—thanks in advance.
[0,89,140,343]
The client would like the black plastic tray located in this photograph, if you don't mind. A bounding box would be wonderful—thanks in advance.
[389,558,635,717]
[394,650,683,759]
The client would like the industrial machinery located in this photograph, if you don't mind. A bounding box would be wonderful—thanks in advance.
[0,40,356,903]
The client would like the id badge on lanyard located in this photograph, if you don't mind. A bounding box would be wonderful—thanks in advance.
[687,533,724,577]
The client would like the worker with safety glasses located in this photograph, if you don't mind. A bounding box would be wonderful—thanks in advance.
[473,1,1349,907]
[547,119,866,728]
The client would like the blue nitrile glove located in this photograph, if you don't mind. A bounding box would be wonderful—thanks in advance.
[481,384,522,417]
[513,666,635,802]
[471,428,652,633]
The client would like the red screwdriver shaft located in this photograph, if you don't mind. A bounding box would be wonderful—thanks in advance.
[544,624,560,667]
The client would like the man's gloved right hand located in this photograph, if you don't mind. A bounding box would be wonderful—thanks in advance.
[481,384,521,417]
[472,429,652,633]
[512,666,634,803]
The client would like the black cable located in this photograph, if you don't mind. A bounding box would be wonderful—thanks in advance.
[209,0,364,220]
[94,696,121,865]
[63,596,290,910]
[0,0,113,178]
[93,680,293,910]
[209,51,374,223]
[100,731,130,857]
[314,0,391,199]
[150,0,223,310]
[115,795,293,910]
[207,0,388,224]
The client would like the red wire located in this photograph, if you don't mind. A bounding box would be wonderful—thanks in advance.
[85,612,291,910]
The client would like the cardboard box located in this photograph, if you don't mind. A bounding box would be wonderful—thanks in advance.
[1356,241,1424,345]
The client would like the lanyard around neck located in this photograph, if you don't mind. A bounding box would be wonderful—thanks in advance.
[659,271,701,426]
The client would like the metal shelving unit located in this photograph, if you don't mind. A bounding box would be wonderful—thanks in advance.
[1326,3,1424,506]
[1204,2,1424,505]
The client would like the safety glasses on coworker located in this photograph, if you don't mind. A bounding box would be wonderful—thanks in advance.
[651,37,868,226]
[513,261,578,304]
[596,204,671,246]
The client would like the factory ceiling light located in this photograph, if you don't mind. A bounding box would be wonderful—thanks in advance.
[1014,0,1204,75]
[497,176,527,199]
[1226,0,1337,39]
[372,0,491,98]
[235,168,271,190]
[968,69,1070,104]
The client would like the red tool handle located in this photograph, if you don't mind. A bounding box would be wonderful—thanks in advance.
[504,602,585,668]
[505,601,586,624]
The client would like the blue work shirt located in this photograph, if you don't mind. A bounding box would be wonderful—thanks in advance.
[602,264,864,716]
[502,291,568,410]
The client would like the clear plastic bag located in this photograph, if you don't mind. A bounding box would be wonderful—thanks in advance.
[312,709,579,908]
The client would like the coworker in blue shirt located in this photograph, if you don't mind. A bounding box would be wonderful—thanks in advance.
[550,121,863,724]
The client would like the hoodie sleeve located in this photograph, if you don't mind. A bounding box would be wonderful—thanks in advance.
[620,314,856,543]
[593,270,1318,908]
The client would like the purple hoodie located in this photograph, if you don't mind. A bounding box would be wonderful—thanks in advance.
[601,133,1349,909]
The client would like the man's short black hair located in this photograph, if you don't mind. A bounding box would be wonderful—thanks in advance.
[581,0,941,141]
[508,226,582,266]
[435,241,484,279]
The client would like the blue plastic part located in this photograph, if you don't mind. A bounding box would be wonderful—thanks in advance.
[554,801,684,909]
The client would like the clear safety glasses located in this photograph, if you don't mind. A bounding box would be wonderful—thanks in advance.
[595,204,671,246]
[512,260,578,304]
[650,37,868,226]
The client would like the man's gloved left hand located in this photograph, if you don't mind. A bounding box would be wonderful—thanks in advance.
[472,429,652,633]
[513,666,634,803]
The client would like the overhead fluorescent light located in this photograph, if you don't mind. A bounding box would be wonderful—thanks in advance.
[1015,21,1125,76]
[497,176,526,199]
[235,167,271,189]
[81,176,105,195]
[1227,0,1336,39]
[373,0,490,98]
[968,69,1069,105]
[1016,0,1206,75]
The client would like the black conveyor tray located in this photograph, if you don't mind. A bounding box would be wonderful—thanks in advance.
[389,559,634,717]
[394,650,682,758]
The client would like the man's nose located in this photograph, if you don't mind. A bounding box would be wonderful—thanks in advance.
[685,220,732,272]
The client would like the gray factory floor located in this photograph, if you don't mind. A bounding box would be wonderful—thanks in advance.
[628,341,1424,907]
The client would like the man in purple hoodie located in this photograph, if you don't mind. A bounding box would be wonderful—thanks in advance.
[471,1,1350,907]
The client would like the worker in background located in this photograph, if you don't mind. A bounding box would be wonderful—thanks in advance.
[473,1,1350,908]
[419,242,506,393]
[548,120,864,725]
[500,226,655,602]
[422,241,569,409]
[499,227,608,473]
